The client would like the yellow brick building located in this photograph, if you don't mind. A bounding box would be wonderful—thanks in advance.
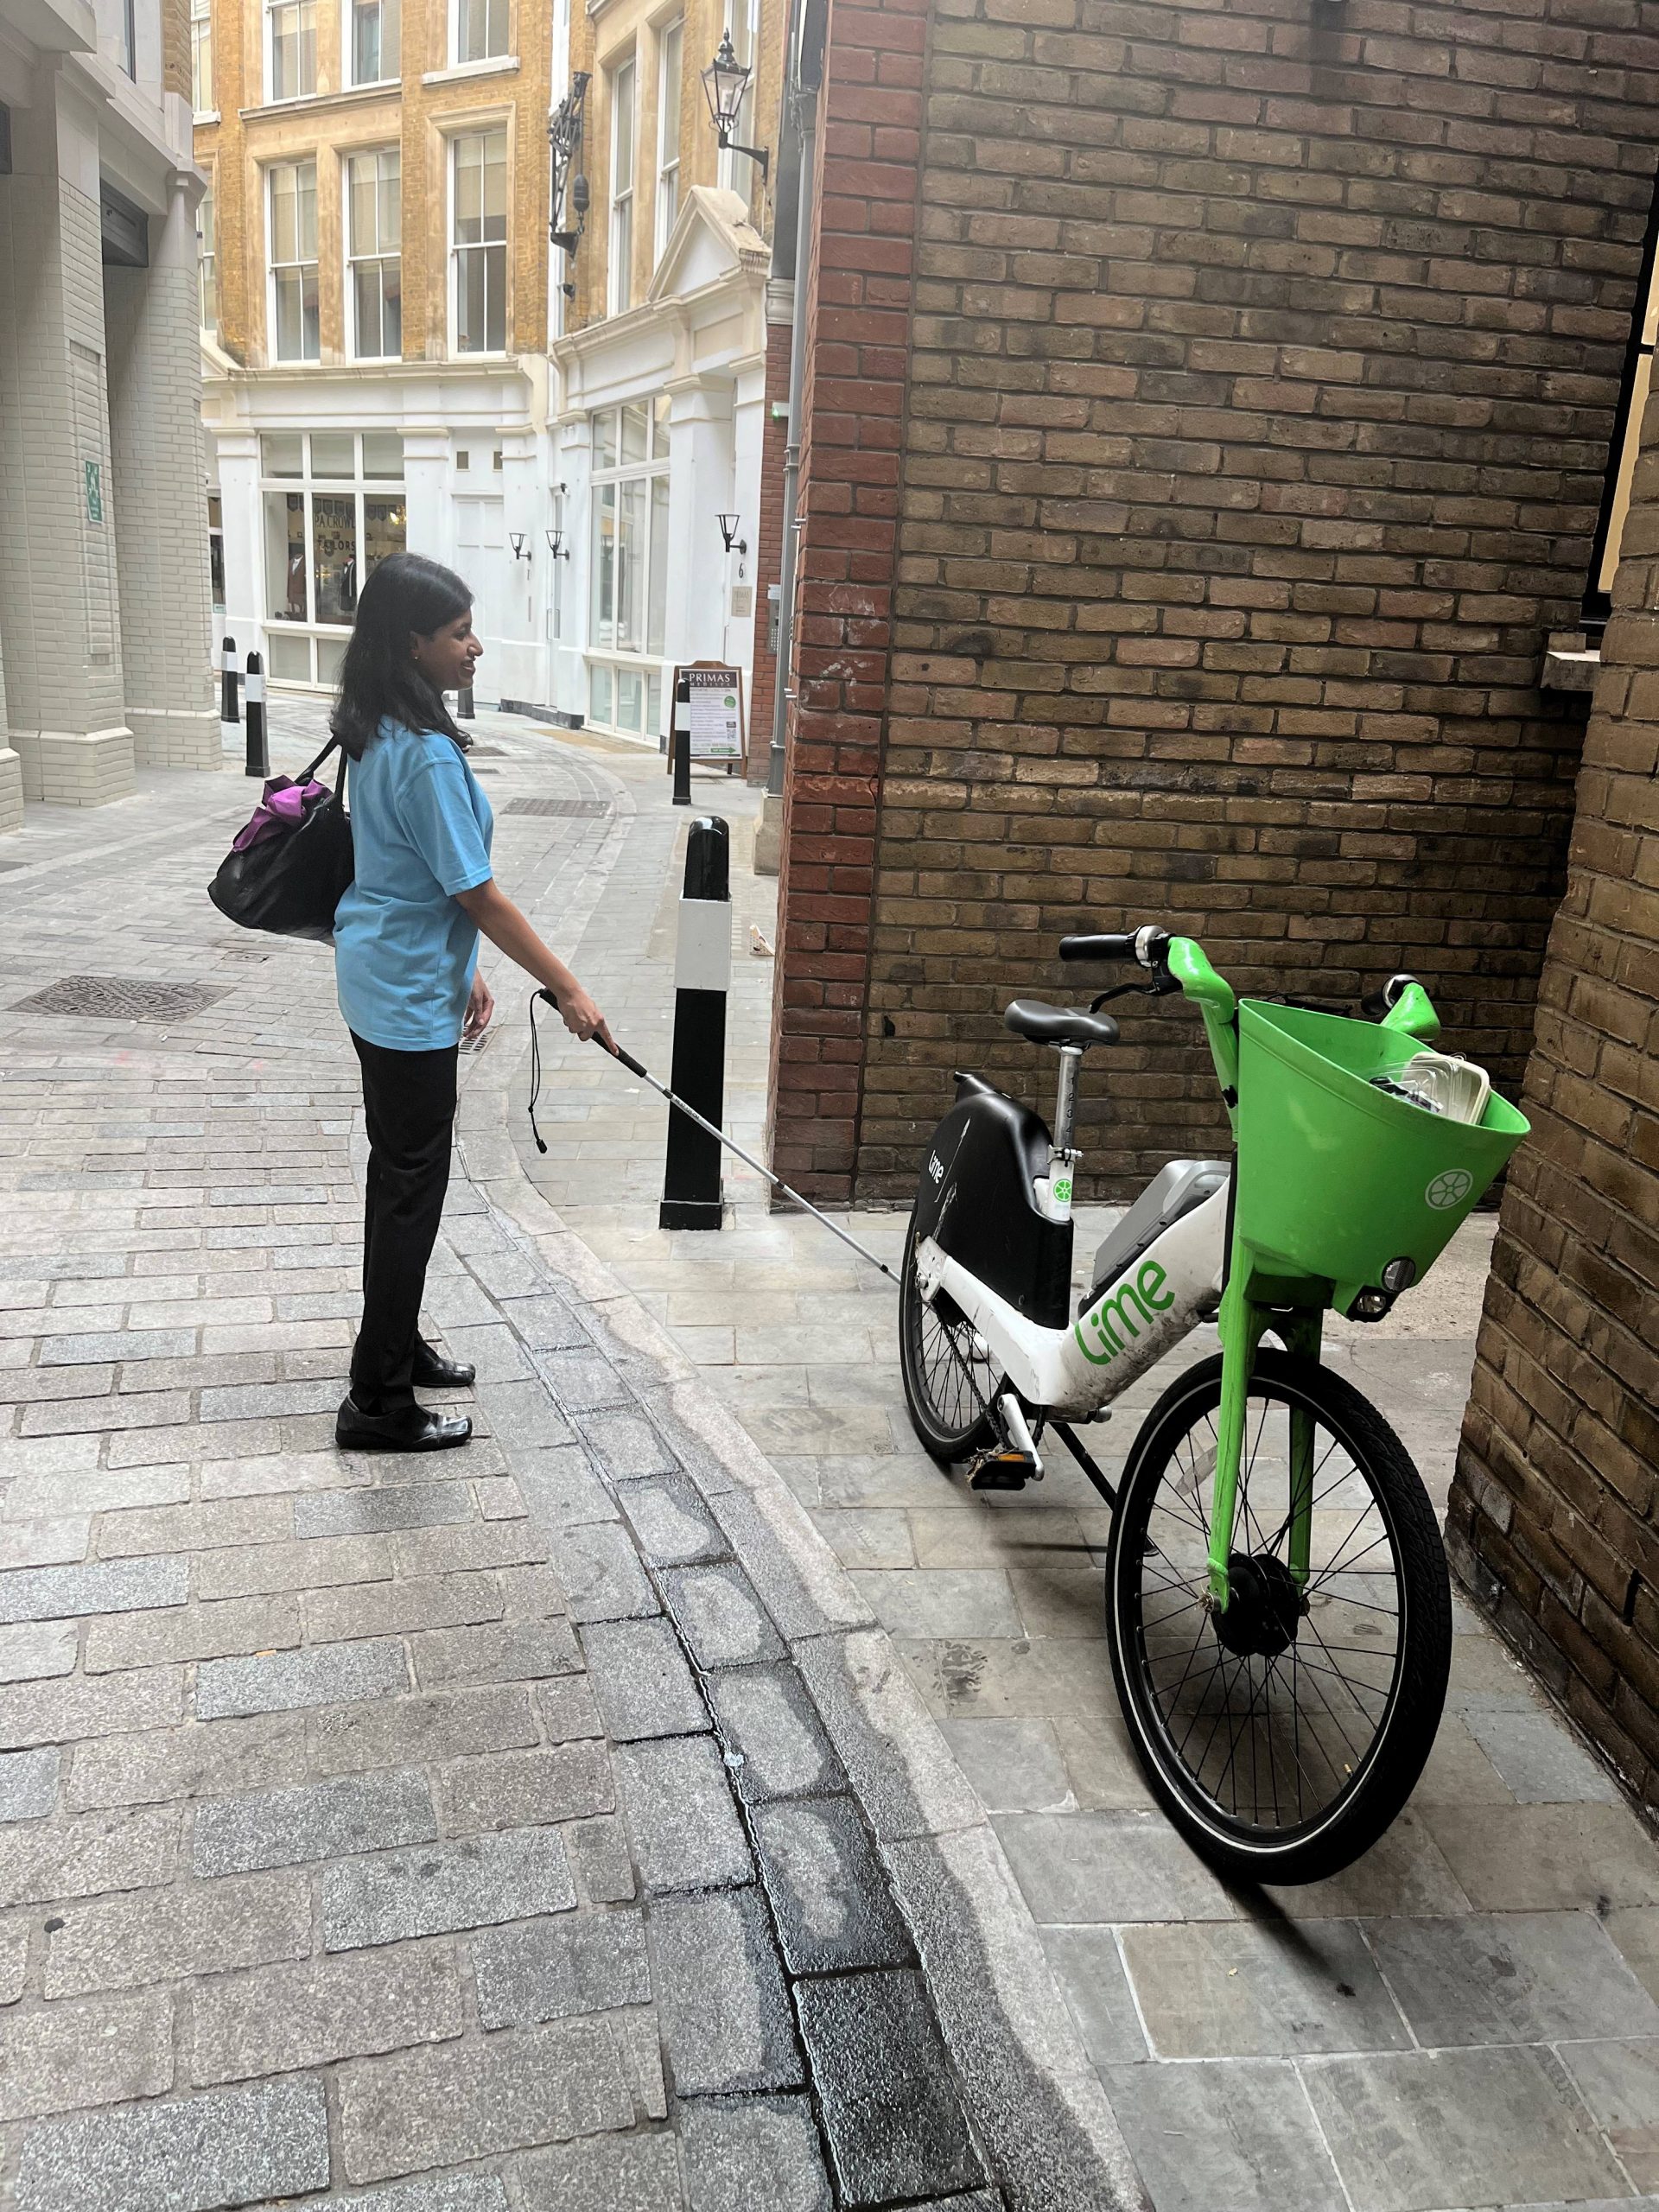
[193,0,783,734]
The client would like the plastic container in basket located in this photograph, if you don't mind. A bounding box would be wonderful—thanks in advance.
[1234,1001,1529,1313]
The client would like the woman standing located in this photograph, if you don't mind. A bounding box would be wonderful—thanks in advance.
[330,553,611,1452]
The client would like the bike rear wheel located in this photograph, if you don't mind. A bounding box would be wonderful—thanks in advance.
[898,1212,998,1462]
[1105,1348,1450,1885]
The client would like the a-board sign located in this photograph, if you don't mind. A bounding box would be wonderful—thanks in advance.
[671,663,745,762]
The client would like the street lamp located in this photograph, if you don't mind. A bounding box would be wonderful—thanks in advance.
[702,32,769,185]
[549,71,592,256]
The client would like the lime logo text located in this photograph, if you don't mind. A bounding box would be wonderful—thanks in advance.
[1075,1260,1174,1366]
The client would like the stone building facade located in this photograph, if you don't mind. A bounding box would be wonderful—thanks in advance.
[765,0,1655,1201]
[547,0,785,755]
[1448,385,1659,1806]
[195,0,557,702]
[197,0,785,754]
[0,0,215,825]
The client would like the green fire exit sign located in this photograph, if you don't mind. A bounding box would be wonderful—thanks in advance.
[85,461,103,522]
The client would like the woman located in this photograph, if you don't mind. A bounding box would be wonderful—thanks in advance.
[330,552,611,1452]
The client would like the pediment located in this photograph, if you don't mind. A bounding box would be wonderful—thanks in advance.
[645,184,769,308]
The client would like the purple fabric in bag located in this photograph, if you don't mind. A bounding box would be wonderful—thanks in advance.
[232,775,331,853]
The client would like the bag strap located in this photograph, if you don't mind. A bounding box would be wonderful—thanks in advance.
[300,734,341,784]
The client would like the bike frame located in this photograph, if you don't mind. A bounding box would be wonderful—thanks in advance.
[916,937,1443,1611]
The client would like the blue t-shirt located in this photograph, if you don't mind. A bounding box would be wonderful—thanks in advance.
[334,721,494,1051]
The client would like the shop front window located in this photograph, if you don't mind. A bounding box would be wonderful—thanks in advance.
[587,398,670,738]
[260,430,406,686]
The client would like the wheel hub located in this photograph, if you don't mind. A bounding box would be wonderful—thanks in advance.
[1212,1550,1306,1659]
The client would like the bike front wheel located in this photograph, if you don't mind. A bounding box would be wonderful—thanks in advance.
[1105,1349,1451,1885]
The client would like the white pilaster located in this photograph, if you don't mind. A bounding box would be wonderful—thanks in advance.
[665,378,735,675]
[213,427,262,688]
[105,172,219,770]
[0,73,134,805]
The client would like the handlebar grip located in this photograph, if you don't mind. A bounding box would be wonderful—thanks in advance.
[1059,932,1137,962]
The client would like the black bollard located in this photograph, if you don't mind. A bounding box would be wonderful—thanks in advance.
[219,633,239,747]
[457,683,475,720]
[243,651,270,779]
[671,670,691,807]
[658,816,731,1230]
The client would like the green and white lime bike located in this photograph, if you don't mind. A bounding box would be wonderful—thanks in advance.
[899,926,1529,1884]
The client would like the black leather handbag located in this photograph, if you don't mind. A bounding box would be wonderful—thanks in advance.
[208,738,354,943]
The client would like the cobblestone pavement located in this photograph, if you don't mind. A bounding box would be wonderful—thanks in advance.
[0,706,1137,2212]
[518,746,1659,2212]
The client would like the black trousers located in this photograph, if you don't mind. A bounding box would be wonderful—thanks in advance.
[351,1033,458,1412]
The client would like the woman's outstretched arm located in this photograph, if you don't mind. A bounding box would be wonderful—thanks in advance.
[454,879,613,1047]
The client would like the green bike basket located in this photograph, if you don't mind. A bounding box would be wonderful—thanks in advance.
[1233,1001,1529,1313]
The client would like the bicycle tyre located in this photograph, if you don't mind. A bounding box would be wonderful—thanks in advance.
[898,1211,997,1463]
[1105,1348,1451,1886]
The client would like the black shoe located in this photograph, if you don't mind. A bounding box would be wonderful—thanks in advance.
[335,1395,473,1452]
[412,1338,476,1390]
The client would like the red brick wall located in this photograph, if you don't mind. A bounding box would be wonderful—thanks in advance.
[1447,410,1659,1797]
[747,312,794,783]
[767,0,930,1196]
[768,0,1656,1205]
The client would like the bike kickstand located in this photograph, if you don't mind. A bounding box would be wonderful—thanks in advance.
[1049,1419,1118,1510]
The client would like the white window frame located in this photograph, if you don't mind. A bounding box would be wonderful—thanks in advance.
[265,0,318,102]
[449,125,509,358]
[586,398,671,739]
[608,56,635,318]
[198,174,217,336]
[190,0,213,115]
[346,0,400,86]
[655,20,681,264]
[267,158,320,364]
[346,146,402,360]
[451,0,509,66]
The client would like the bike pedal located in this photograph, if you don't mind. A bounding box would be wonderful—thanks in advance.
[969,1450,1040,1491]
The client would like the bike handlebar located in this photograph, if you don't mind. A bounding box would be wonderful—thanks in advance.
[1059,926,1171,969]
[1058,933,1136,962]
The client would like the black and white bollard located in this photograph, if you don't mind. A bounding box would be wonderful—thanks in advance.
[658,816,731,1230]
[671,669,691,808]
[219,634,239,747]
[243,652,269,779]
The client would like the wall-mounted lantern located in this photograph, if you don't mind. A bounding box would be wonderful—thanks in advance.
[702,33,769,184]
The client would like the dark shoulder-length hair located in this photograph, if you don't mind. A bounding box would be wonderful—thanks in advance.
[330,551,474,760]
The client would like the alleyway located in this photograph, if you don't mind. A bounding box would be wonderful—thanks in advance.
[0,708,1656,2212]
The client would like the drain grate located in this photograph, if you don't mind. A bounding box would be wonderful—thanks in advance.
[12,975,230,1022]
[503,798,611,819]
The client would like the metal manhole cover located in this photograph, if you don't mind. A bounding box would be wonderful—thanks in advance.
[12,976,230,1022]
[503,798,611,819]
[468,744,506,757]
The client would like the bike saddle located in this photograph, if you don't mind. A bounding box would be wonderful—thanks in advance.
[1003,1000,1120,1049]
